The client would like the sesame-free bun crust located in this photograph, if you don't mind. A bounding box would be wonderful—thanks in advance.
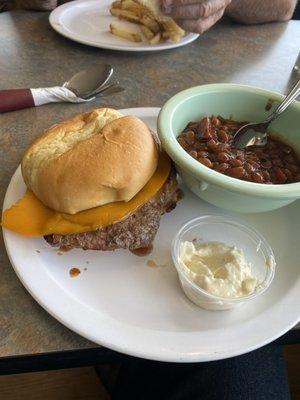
[21,108,158,214]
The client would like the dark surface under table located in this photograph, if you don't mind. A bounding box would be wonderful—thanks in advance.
[0,10,299,373]
[1,330,300,375]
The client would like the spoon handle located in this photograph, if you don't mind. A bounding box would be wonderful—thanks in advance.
[0,89,34,112]
[96,86,125,97]
[81,80,120,99]
[267,79,300,122]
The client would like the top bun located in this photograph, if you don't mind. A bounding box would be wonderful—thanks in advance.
[22,108,159,214]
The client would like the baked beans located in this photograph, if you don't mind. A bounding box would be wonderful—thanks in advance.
[177,116,300,184]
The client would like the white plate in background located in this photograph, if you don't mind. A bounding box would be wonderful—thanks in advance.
[49,0,199,51]
[2,108,300,362]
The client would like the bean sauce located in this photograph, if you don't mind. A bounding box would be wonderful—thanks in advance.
[177,116,300,184]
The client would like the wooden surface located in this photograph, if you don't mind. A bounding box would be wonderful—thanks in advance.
[285,345,300,400]
[0,9,299,358]
[0,346,298,399]
[0,367,109,400]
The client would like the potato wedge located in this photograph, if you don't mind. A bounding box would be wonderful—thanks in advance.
[111,0,122,8]
[120,0,142,14]
[140,15,160,33]
[162,19,185,35]
[140,25,154,40]
[161,19,185,42]
[110,23,142,42]
[110,8,141,24]
[149,32,161,45]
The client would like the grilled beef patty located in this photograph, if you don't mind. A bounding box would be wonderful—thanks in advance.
[44,170,181,251]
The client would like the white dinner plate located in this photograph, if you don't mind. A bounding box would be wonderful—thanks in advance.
[49,0,199,51]
[2,108,300,362]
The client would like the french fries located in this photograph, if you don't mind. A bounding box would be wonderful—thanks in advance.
[120,0,143,14]
[161,19,185,42]
[149,32,161,45]
[109,0,185,45]
[140,25,154,40]
[162,31,170,40]
[110,8,141,24]
[110,23,142,42]
[140,15,160,34]
[111,0,122,7]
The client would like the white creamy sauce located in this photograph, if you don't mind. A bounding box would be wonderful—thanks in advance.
[179,241,258,298]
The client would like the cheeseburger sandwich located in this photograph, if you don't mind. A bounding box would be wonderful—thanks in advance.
[2,108,181,252]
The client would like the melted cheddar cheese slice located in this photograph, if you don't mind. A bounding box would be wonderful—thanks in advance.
[2,153,171,237]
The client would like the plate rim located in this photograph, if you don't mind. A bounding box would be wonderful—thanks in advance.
[2,107,300,362]
[49,0,199,52]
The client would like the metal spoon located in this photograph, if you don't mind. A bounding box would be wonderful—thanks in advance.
[81,79,120,99]
[0,63,115,112]
[64,64,113,99]
[233,79,300,149]
[92,83,125,98]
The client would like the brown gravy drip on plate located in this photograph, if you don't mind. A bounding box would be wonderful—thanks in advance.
[147,260,157,268]
[131,244,153,257]
[59,245,71,252]
[69,267,81,278]
[146,259,170,268]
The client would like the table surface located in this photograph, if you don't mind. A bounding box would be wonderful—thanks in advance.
[0,10,299,359]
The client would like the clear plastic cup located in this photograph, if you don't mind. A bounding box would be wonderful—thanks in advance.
[171,215,276,311]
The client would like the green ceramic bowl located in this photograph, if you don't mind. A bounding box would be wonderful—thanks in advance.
[158,84,300,213]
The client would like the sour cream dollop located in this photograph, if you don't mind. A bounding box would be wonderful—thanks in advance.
[179,241,257,298]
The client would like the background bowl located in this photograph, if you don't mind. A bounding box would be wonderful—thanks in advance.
[158,84,300,213]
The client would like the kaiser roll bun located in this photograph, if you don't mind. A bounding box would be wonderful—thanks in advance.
[21,108,159,214]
